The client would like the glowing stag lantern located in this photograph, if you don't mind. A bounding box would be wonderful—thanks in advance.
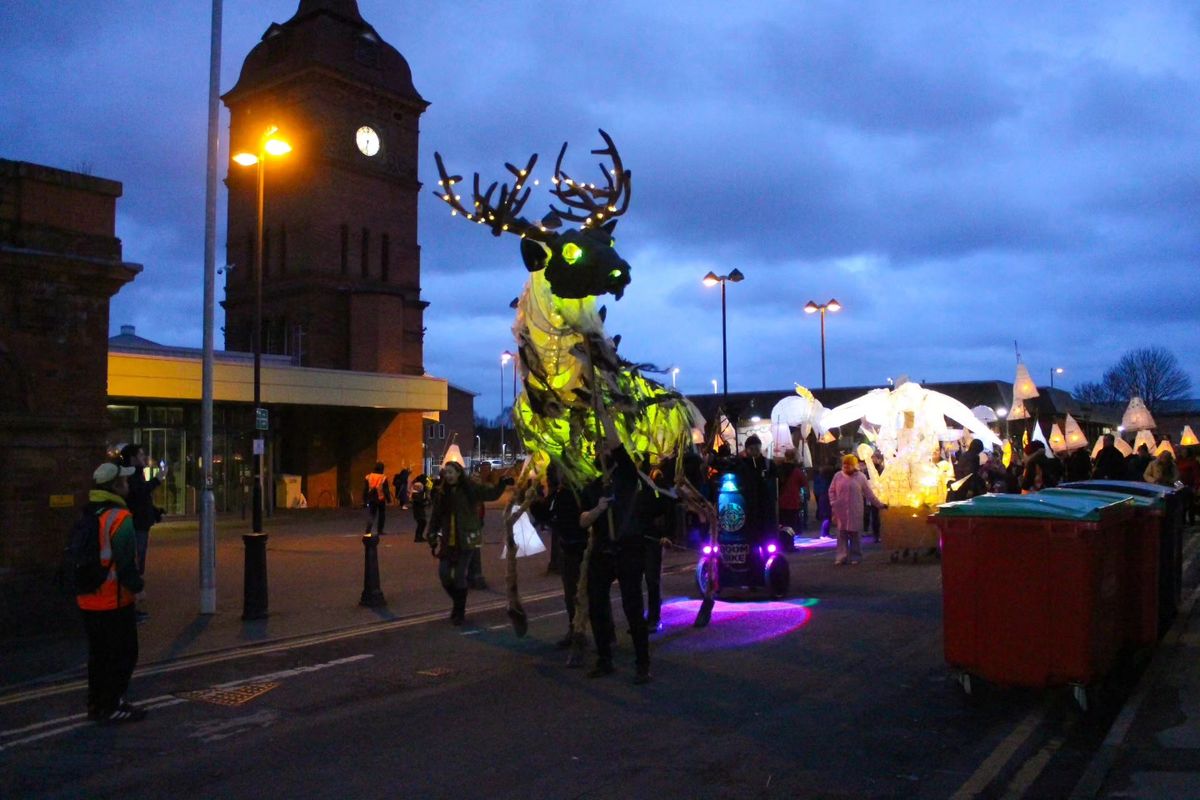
[820,379,1001,508]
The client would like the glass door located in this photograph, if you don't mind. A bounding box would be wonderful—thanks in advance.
[142,428,188,515]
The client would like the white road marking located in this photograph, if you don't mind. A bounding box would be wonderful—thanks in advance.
[1002,734,1063,799]
[0,654,373,752]
[186,709,278,743]
[952,710,1044,799]
[0,589,564,708]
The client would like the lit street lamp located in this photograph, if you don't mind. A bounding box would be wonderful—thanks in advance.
[804,298,841,390]
[1050,367,1064,388]
[500,351,514,461]
[996,406,1008,438]
[232,124,291,621]
[703,269,744,445]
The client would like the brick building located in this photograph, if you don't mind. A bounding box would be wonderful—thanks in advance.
[0,159,140,586]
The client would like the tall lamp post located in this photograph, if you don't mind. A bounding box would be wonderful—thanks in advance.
[232,125,291,620]
[1050,367,1064,388]
[703,269,744,446]
[500,351,514,461]
[804,298,841,390]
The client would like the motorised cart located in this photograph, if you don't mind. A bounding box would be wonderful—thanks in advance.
[696,471,790,599]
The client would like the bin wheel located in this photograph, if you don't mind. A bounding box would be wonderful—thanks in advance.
[1072,684,1091,713]
[695,557,718,598]
[766,557,790,599]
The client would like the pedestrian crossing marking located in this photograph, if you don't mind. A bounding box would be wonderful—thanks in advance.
[176,682,279,707]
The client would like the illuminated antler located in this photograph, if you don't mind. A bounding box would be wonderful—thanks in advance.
[549,129,632,228]
[432,151,552,241]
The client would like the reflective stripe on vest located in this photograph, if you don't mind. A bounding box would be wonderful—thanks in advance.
[366,473,387,501]
[77,508,134,611]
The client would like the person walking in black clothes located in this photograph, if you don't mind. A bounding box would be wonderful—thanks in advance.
[363,462,392,535]
[532,466,587,649]
[410,474,430,542]
[427,462,511,625]
[639,465,677,633]
[1092,435,1126,480]
[580,433,654,684]
[118,444,161,623]
[392,466,411,509]
[78,462,147,724]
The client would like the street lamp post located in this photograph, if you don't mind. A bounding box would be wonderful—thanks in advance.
[671,367,679,389]
[232,125,291,621]
[1050,367,1064,389]
[500,351,514,461]
[703,269,744,448]
[803,298,842,390]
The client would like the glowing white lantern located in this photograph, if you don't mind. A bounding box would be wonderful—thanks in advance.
[1063,414,1088,452]
[1180,425,1198,447]
[1133,429,1156,453]
[1013,363,1040,401]
[1048,423,1067,453]
[1008,399,1030,421]
[1121,397,1156,432]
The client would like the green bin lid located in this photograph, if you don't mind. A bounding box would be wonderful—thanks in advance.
[1040,487,1157,509]
[935,491,1133,520]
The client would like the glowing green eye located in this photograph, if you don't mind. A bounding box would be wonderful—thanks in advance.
[562,242,583,264]
[609,270,622,279]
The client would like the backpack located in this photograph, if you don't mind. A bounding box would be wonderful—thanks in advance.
[57,508,107,595]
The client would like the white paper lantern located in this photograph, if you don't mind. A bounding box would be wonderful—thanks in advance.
[1121,397,1156,432]
[1114,436,1133,457]
[1133,429,1156,453]
[1155,439,1175,457]
[1048,423,1067,453]
[1180,425,1198,447]
[1008,399,1030,421]
[441,444,464,466]
[1063,414,1088,452]
[1013,363,1040,401]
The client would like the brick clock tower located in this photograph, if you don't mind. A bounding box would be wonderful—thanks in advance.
[222,0,428,375]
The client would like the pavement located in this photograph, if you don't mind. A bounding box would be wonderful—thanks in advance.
[1071,525,1200,799]
[0,501,699,693]
[2,504,1198,798]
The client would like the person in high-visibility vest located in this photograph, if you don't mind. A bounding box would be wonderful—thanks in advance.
[78,461,147,724]
[363,462,392,535]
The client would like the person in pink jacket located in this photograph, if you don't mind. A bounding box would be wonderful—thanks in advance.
[828,454,887,565]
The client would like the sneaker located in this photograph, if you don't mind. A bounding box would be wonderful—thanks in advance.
[586,660,615,679]
[833,559,846,566]
[633,666,652,685]
[99,703,147,725]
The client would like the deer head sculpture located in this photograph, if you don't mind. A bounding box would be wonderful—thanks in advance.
[433,129,632,301]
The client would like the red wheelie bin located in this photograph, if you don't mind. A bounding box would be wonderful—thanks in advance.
[1042,488,1159,652]
[931,493,1134,709]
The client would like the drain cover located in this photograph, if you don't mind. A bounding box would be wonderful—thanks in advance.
[177,682,280,707]
[416,667,453,678]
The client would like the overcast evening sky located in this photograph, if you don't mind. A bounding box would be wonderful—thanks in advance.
[2,1,1198,419]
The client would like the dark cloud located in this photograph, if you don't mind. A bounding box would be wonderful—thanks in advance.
[2,0,1197,419]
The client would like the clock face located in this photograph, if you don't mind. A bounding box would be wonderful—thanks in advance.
[356,125,380,157]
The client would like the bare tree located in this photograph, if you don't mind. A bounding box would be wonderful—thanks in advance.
[1072,380,1119,405]
[1078,346,1193,413]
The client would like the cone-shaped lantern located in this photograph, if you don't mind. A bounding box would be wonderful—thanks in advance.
[1180,425,1198,447]
[441,443,464,467]
[1122,397,1156,432]
[1133,429,1156,453]
[1114,436,1133,457]
[1013,363,1040,401]
[1031,422,1053,453]
[1091,438,1105,460]
[1048,423,1067,453]
[1155,439,1175,457]
[1008,398,1030,420]
[1063,414,1088,452]
[819,430,837,444]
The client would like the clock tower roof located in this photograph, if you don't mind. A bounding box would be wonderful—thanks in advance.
[225,0,427,107]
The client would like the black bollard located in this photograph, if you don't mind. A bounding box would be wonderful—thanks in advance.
[242,532,269,620]
[360,533,386,607]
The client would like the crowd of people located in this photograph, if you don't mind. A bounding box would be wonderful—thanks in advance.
[75,427,1196,722]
